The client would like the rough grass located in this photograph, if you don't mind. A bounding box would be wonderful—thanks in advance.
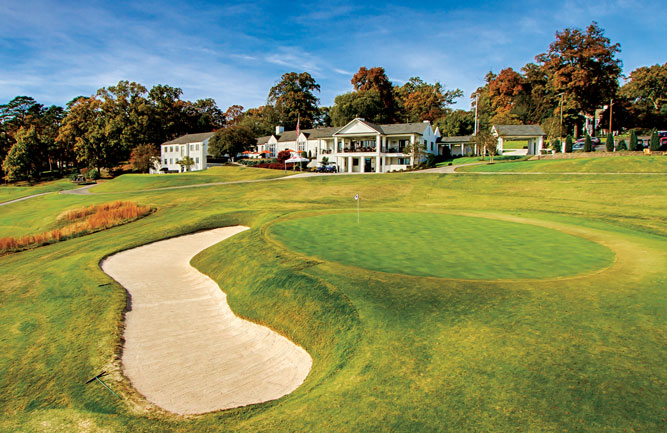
[0,178,78,203]
[456,155,667,173]
[0,162,665,432]
[0,201,152,253]
[269,212,614,279]
[90,165,288,193]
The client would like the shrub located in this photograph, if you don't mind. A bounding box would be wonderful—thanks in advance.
[649,129,660,151]
[565,135,573,153]
[584,135,593,152]
[605,134,614,152]
[629,130,638,151]
[425,154,436,167]
[88,168,100,180]
[277,150,291,163]
[616,139,627,151]
[552,139,561,153]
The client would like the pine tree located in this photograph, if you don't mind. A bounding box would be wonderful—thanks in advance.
[584,134,593,152]
[629,130,638,151]
[649,129,660,151]
[565,135,573,153]
[605,134,614,152]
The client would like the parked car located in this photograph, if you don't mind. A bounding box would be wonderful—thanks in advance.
[573,137,600,151]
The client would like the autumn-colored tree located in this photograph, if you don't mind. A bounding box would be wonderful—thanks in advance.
[487,68,525,112]
[536,22,622,117]
[224,105,245,126]
[396,77,462,122]
[129,143,159,173]
[621,62,667,111]
[276,150,292,163]
[351,67,396,120]
[57,96,109,173]
[268,72,320,130]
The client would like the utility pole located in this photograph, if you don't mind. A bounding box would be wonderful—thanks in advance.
[609,98,614,138]
[473,93,479,156]
[559,93,564,153]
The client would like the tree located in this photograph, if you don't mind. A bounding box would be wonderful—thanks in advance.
[402,140,427,168]
[628,130,638,151]
[177,156,195,172]
[536,22,622,117]
[330,90,388,126]
[551,138,561,153]
[57,96,108,173]
[436,110,474,136]
[487,68,525,112]
[396,77,462,122]
[224,105,245,126]
[2,126,40,181]
[616,139,627,151]
[565,135,573,153]
[130,144,159,173]
[208,124,256,160]
[351,67,396,119]
[471,131,499,162]
[621,63,667,110]
[185,98,225,131]
[605,134,614,152]
[583,134,592,152]
[268,72,320,129]
[649,129,660,151]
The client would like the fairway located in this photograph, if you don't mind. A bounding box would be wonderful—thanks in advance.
[269,212,614,279]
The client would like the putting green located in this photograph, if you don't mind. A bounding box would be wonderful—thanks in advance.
[269,212,614,279]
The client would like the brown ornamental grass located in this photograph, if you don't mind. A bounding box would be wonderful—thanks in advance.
[0,201,152,253]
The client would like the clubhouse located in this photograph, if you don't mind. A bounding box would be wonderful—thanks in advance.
[256,118,440,173]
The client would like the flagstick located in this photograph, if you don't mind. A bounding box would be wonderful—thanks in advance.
[357,196,360,224]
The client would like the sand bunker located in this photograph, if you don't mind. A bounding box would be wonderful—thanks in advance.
[101,226,312,415]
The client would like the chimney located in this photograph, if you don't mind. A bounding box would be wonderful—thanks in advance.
[275,125,284,135]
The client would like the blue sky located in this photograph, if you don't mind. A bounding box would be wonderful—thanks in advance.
[1,0,665,111]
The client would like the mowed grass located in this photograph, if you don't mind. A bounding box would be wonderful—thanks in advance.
[457,155,667,173]
[436,155,527,167]
[90,165,287,193]
[0,163,665,432]
[269,212,613,279]
[0,178,78,203]
[502,139,528,149]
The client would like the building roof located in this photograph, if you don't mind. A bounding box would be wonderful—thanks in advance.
[439,135,473,144]
[492,124,545,137]
[163,132,215,145]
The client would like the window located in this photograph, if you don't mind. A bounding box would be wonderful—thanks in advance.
[169,158,173,164]
[195,157,199,164]
[196,144,199,151]
[163,159,167,165]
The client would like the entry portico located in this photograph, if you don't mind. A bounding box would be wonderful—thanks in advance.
[491,124,546,155]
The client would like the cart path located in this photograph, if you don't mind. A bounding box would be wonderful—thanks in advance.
[101,226,312,415]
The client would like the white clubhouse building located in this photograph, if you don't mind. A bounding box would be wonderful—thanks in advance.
[257,118,440,173]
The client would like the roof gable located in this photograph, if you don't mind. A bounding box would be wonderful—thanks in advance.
[162,131,215,145]
[334,118,383,135]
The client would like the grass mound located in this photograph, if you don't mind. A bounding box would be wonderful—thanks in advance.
[0,201,152,253]
[456,155,667,173]
[269,212,614,279]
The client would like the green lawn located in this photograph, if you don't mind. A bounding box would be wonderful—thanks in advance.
[456,155,667,173]
[270,212,613,279]
[436,155,527,167]
[0,178,78,203]
[502,139,528,149]
[90,165,288,193]
[0,163,665,432]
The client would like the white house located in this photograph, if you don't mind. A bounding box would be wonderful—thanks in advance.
[153,132,215,173]
[256,118,440,173]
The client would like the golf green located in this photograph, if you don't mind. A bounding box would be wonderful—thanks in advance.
[269,212,614,279]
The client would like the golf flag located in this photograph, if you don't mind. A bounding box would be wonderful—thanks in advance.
[354,193,359,200]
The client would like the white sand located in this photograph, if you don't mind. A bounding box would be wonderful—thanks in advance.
[101,226,312,415]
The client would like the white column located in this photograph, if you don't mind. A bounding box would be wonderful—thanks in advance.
[348,156,353,173]
[537,136,544,154]
[376,134,381,153]
[497,137,504,155]
[334,136,339,155]
[375,156,381,173]
[360,157,365,173]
